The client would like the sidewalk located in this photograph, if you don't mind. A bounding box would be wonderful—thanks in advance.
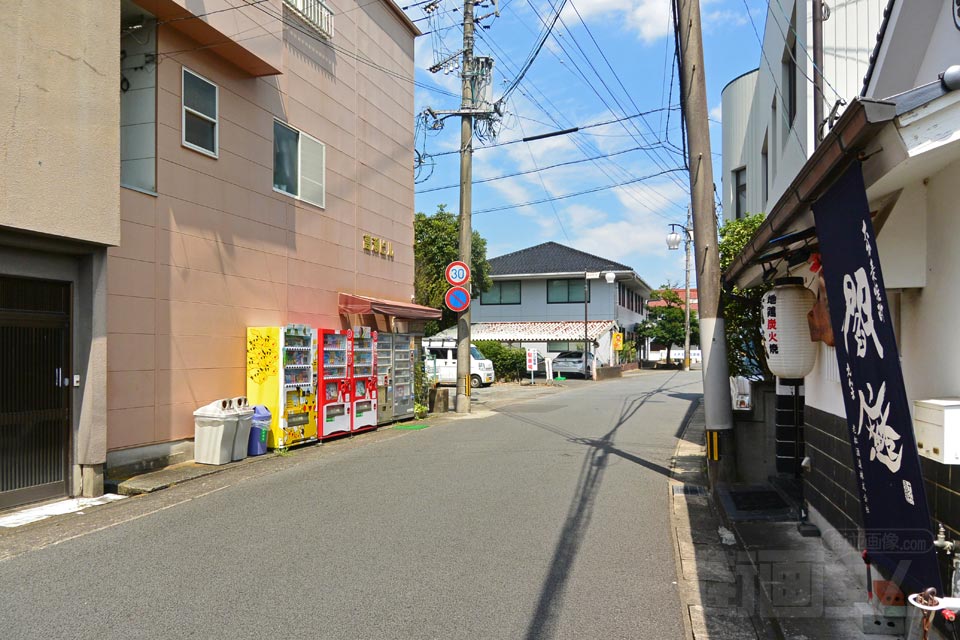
[672,402,908,640]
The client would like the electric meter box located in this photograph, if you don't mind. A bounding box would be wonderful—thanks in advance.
[914,398,960,464]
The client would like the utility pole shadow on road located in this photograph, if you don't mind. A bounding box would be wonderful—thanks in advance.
[495,372,693,639]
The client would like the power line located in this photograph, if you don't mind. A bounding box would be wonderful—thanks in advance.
[428,108,679,157]
[467,14,686,220]
[417,145,649,192]
[517,115,572,242]
[473,168,688,215]
[497,0,569,105]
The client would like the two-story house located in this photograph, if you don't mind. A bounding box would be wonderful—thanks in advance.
[1,0,426,511]
[449,242,652,366]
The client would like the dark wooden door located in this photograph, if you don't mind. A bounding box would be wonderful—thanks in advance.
[0,276,71,510]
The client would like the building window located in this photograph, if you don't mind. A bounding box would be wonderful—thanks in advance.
[734,167,747,219]
[547,341,585,352]
[547,279,588,304]
[481,281,521,305]
[273,120,326,208]
[782,7,797,133]
[761,132,769,207]
[182,68,218,157]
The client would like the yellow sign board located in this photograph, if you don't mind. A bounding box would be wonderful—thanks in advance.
[362,233,395,258]
[613,332,624,351]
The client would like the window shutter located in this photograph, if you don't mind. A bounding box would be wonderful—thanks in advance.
[300,134,325,208]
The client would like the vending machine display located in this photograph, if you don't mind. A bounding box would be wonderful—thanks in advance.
[377,333,394,425]
[352,327,378,433]
[392,334,415,421]
[318,328,353,438]
[246,324,318,449]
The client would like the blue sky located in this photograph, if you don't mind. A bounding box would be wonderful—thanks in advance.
[403,0,766,289]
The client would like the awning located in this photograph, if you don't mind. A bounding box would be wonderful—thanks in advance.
[338,293,441,320]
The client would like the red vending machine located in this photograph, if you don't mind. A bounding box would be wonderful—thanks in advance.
[351,326,377,433]
[318,328,353,439]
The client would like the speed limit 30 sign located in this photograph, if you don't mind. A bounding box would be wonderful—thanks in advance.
[445,261,471,287]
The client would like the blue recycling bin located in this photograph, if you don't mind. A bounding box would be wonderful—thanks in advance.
[248,405,270,456]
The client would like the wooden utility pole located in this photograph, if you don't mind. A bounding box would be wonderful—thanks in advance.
[675,0,735,482]
[455,0,475,413]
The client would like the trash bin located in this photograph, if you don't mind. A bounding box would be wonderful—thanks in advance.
[194,398,238,465]
[232,396,254,461]
[249,405,270,456]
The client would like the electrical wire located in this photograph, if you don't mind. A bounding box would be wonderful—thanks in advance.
[418,145,651,192]
[516,115,571,242]
[497,0,569,105]
[473,168,688,215]
[428,108,679,157]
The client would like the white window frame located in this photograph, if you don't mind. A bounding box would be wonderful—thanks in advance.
[273,119,326,209]
[181,67,219,158]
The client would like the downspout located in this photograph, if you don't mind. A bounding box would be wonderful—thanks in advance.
[812,0,823,148]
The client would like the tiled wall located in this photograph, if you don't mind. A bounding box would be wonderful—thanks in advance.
[107,1,416,452]
[804,406,864,547]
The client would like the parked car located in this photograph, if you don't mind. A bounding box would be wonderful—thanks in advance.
[551,351,597,378]
[423,338,495,388]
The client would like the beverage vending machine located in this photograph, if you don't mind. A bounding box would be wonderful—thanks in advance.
[392,334,415,421]
[318,328,353,439]
[376,333,394,425]
[246,324,318,449]
[351,327,377,433]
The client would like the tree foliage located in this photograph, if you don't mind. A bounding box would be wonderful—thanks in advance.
[414,204,492,336]
[718,212,771,378]
[635,285,700,354]
[474,341,526,381]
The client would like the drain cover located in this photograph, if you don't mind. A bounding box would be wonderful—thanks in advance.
[672,484,707,496]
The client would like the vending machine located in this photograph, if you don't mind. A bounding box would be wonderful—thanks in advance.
[377,333,394,425]
[392,334,415,421]
[318,328,353,439]
[351,326,377,433]
[246,324,318,449]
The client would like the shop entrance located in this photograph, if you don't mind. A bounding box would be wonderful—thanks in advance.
[0,275,71,511]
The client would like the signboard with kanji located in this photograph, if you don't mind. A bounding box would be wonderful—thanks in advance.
[526,349,538,372]
[612,332,624,351]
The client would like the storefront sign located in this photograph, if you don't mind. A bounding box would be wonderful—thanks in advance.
[813,163,941,595]
[362,234,394,258]
[612,332,624,351]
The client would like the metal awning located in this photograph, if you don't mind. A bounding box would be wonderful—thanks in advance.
[338,293,441,320]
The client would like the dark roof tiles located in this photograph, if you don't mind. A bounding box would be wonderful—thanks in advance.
[488,242,633,276]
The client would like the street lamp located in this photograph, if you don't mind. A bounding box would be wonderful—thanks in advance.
[666,216,692,372]
[584,270,617,378]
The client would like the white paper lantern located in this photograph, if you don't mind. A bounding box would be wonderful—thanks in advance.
[761,278,818,380]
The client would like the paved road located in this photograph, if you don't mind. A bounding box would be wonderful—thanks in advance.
[0,371,702,639]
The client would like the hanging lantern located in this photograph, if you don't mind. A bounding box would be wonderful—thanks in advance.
[761,277,818,381]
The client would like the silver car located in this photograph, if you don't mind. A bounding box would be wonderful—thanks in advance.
[551,351,596,378]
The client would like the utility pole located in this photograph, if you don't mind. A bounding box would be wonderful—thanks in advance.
[683,208,692,373]
[675,0,735,483]
[455,0,475,413]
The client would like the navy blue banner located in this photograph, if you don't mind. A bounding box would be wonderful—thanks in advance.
[812,163,941,595]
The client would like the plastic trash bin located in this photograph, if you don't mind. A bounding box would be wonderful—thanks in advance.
[232,396,254,461]
[194,398,238,465]
[249,405,270,456]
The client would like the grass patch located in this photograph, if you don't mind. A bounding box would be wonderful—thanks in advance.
[394,423,431,431]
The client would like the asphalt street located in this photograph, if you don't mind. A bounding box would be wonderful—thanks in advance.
[0,370,702,639]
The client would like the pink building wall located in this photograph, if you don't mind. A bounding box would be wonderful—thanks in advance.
[108,1,417,451]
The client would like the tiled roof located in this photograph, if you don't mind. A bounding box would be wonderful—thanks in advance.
[488,242,633,276]
[433,320,616,342]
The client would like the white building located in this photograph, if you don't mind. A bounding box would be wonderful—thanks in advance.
[722,0,960,593]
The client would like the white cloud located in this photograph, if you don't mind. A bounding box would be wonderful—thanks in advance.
[709,103,722,122]
[559,0,724,44]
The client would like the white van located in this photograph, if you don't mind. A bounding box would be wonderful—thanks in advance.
[423,338,495,388]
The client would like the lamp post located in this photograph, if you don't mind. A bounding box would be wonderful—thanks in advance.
[666,217,692,372]
[584,270,617,379]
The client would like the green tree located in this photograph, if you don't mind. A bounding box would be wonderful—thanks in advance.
[718,212,771,378]
[414,204,492,336]
[635,285,700,355]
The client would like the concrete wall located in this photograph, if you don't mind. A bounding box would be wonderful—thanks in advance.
[0,0,120,246]
[108,0,417,452]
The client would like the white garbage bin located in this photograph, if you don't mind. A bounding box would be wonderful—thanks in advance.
[194,398,238,465]
[231,396,254,461]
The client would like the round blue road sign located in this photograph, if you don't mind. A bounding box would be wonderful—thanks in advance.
[444,286,471,313]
